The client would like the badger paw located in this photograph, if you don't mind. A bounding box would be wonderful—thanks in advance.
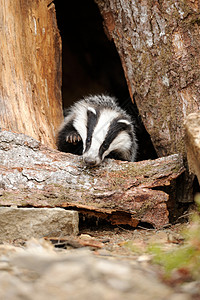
[66,132,82,145]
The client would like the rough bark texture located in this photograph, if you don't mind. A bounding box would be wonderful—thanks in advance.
[0,130,185,228]
[0,0,63,149]
[95,0,200,158]
[185,112,200,184]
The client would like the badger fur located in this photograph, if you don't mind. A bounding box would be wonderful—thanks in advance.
[57,95,137,167]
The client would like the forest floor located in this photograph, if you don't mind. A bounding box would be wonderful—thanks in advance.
[0,220,199,300]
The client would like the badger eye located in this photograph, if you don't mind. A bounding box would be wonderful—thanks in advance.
[86,137,91,143]
[102,142,108,150]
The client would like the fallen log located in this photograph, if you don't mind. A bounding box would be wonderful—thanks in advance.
[0,130,185,228]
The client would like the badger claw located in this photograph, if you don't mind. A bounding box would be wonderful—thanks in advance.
[66,132,81,145]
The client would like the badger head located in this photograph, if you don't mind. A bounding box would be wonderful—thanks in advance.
[73,104,135,167]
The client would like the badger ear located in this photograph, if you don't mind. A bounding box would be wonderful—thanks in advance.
[117,119,131,126]
[87,106,97,115]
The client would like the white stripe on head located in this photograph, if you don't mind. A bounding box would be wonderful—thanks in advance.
[84,109,119,158]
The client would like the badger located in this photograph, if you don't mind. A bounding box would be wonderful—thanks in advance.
[57,94,137,167]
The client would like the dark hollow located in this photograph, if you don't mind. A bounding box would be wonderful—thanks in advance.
[54,0,157,161]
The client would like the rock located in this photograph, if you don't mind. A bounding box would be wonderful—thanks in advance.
[0,207,79,242]
[185,112,200,184]
[180,281,200,296]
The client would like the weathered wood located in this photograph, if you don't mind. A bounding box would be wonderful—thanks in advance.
[44,236,105,249]
[185,112,200,184]
[0,130,185,228]
[0,0,63,149]
[95,0,200,158]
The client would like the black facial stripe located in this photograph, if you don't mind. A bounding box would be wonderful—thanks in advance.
[85,108,98,152]
[99,117,132,158]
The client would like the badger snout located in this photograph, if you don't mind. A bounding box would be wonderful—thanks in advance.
[83,154,101,167]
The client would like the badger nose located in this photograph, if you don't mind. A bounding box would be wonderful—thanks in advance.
[83,157,97,167]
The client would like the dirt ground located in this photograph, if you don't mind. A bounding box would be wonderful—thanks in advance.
[0,218,199,300]
[77,215,186,254]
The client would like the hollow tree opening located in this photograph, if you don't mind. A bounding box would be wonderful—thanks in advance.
[54,0,157,161]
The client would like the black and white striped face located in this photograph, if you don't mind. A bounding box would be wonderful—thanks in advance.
[73,104,133,167]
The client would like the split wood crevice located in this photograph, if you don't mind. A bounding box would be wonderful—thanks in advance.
[0,130,185,229]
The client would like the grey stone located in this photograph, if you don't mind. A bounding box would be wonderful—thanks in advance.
[0,207,79,242]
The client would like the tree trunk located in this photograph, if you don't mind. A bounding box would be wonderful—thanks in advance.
[95,0,200,158]
[185,112,200,185]
[0,0,63,149]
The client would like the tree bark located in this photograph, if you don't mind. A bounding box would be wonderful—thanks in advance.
[0,0,63,149]
[0,130,185,228]
[185,112,200,185]
[95,0,200,158]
